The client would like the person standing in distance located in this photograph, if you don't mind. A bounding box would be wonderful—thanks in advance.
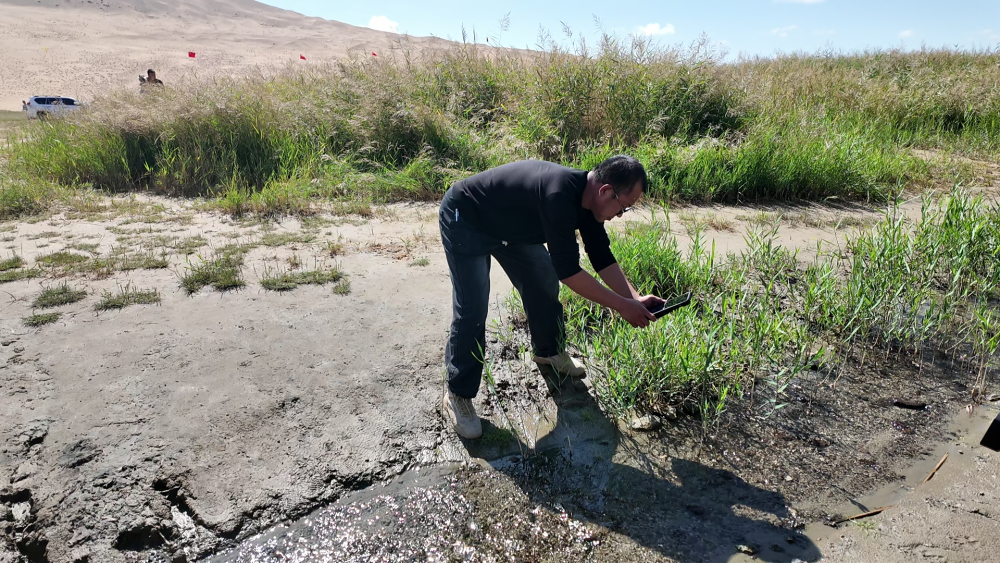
[439,155,665,439]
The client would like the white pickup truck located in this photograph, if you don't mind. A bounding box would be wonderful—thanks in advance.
[24,96,82,120]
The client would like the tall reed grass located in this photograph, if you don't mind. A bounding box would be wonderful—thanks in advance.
[6,37,995,217]
[564,188,1000,419]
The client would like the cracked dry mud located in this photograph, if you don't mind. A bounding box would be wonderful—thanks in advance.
[0,198,998,562]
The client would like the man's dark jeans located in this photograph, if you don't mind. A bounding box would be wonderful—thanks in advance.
[440,190,564,399]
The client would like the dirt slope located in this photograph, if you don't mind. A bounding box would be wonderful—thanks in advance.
[0,0,453,111]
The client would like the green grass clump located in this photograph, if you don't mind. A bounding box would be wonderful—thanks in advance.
[259,268,345,291]
[68,242,101,254]
[259,232,317,247]
[23,312,61,327]
[480,425,517,449]
[32,284,87,308]
[170,235,208,254]
[0,255,24,271]
[553,187,1000,420]
[113,250,170,271]
[36,251,90,267]
[0,268,42,284]
[332,279,351,295]
[95,285,161,310]
[181,249,247,294]
[0,174,66,220]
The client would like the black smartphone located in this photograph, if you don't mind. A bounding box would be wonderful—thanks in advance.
[647,291,692,319]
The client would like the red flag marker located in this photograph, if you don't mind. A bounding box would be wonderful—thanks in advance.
[371,51,377,57]
[300,54,306,60]
[188,51,196,58]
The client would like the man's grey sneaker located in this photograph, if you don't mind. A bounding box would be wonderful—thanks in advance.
[442,388,482,439]
[533,351,586,378]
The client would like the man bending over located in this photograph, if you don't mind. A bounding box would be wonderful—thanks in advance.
[439,155,664,439]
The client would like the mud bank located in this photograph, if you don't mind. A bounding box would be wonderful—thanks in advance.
[1,198,998,561]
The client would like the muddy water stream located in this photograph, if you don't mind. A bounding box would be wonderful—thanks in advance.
[207,372,831,562]
[209,401,997,562]
[204,350,1000,563]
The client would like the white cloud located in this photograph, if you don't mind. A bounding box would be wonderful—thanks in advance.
[770,25,798,38]
[899,29,914,38]
[775,0,824,3]
[637,23,676,36]
[368,15,398,34]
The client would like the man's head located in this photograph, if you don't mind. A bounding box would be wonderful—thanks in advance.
[147,69,156,79]
[589,155,647,222]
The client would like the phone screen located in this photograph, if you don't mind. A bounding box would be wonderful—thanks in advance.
[647,292,692,318]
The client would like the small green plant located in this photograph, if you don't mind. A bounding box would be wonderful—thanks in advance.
[173,235,208,255]
[68,242,100,254]
[480,425,517,449]
[36,251,89,267]
[259,267,345,291]
[181,251,246,294]
[0,268,41,284]
[325,241,344,257]
[332,279,351,295]
[409,257,430,267]
[23,312,61,327]
[0,255,24,271]
[26,231,62,240]
[32,284,87,308]
[95,284,161,310]
[852,519,878,538]
[259,232,317,247]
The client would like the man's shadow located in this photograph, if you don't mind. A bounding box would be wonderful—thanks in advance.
[466,366,823,563]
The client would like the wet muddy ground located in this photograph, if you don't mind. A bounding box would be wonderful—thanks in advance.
[0,198,997,562]
[209,332,999,563]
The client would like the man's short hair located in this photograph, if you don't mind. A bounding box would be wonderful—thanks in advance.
[147,69,156,75]
[593,155,647,195]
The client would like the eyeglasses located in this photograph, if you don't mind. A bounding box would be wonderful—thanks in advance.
[612,190,632,217]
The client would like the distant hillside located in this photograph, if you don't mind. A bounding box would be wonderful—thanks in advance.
[0,0,455,111]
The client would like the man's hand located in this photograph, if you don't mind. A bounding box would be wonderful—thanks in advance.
[617,298,656,328]
[636,294,665,310]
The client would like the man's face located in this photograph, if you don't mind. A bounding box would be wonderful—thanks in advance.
[597,181,642,222]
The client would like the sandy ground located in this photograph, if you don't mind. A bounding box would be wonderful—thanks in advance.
[0,194,996,561]
[0,0,456,112]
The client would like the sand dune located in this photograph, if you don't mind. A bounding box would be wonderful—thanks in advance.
[0,0,455,111]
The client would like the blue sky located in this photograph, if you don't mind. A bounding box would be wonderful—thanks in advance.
[259,1,1000,58]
